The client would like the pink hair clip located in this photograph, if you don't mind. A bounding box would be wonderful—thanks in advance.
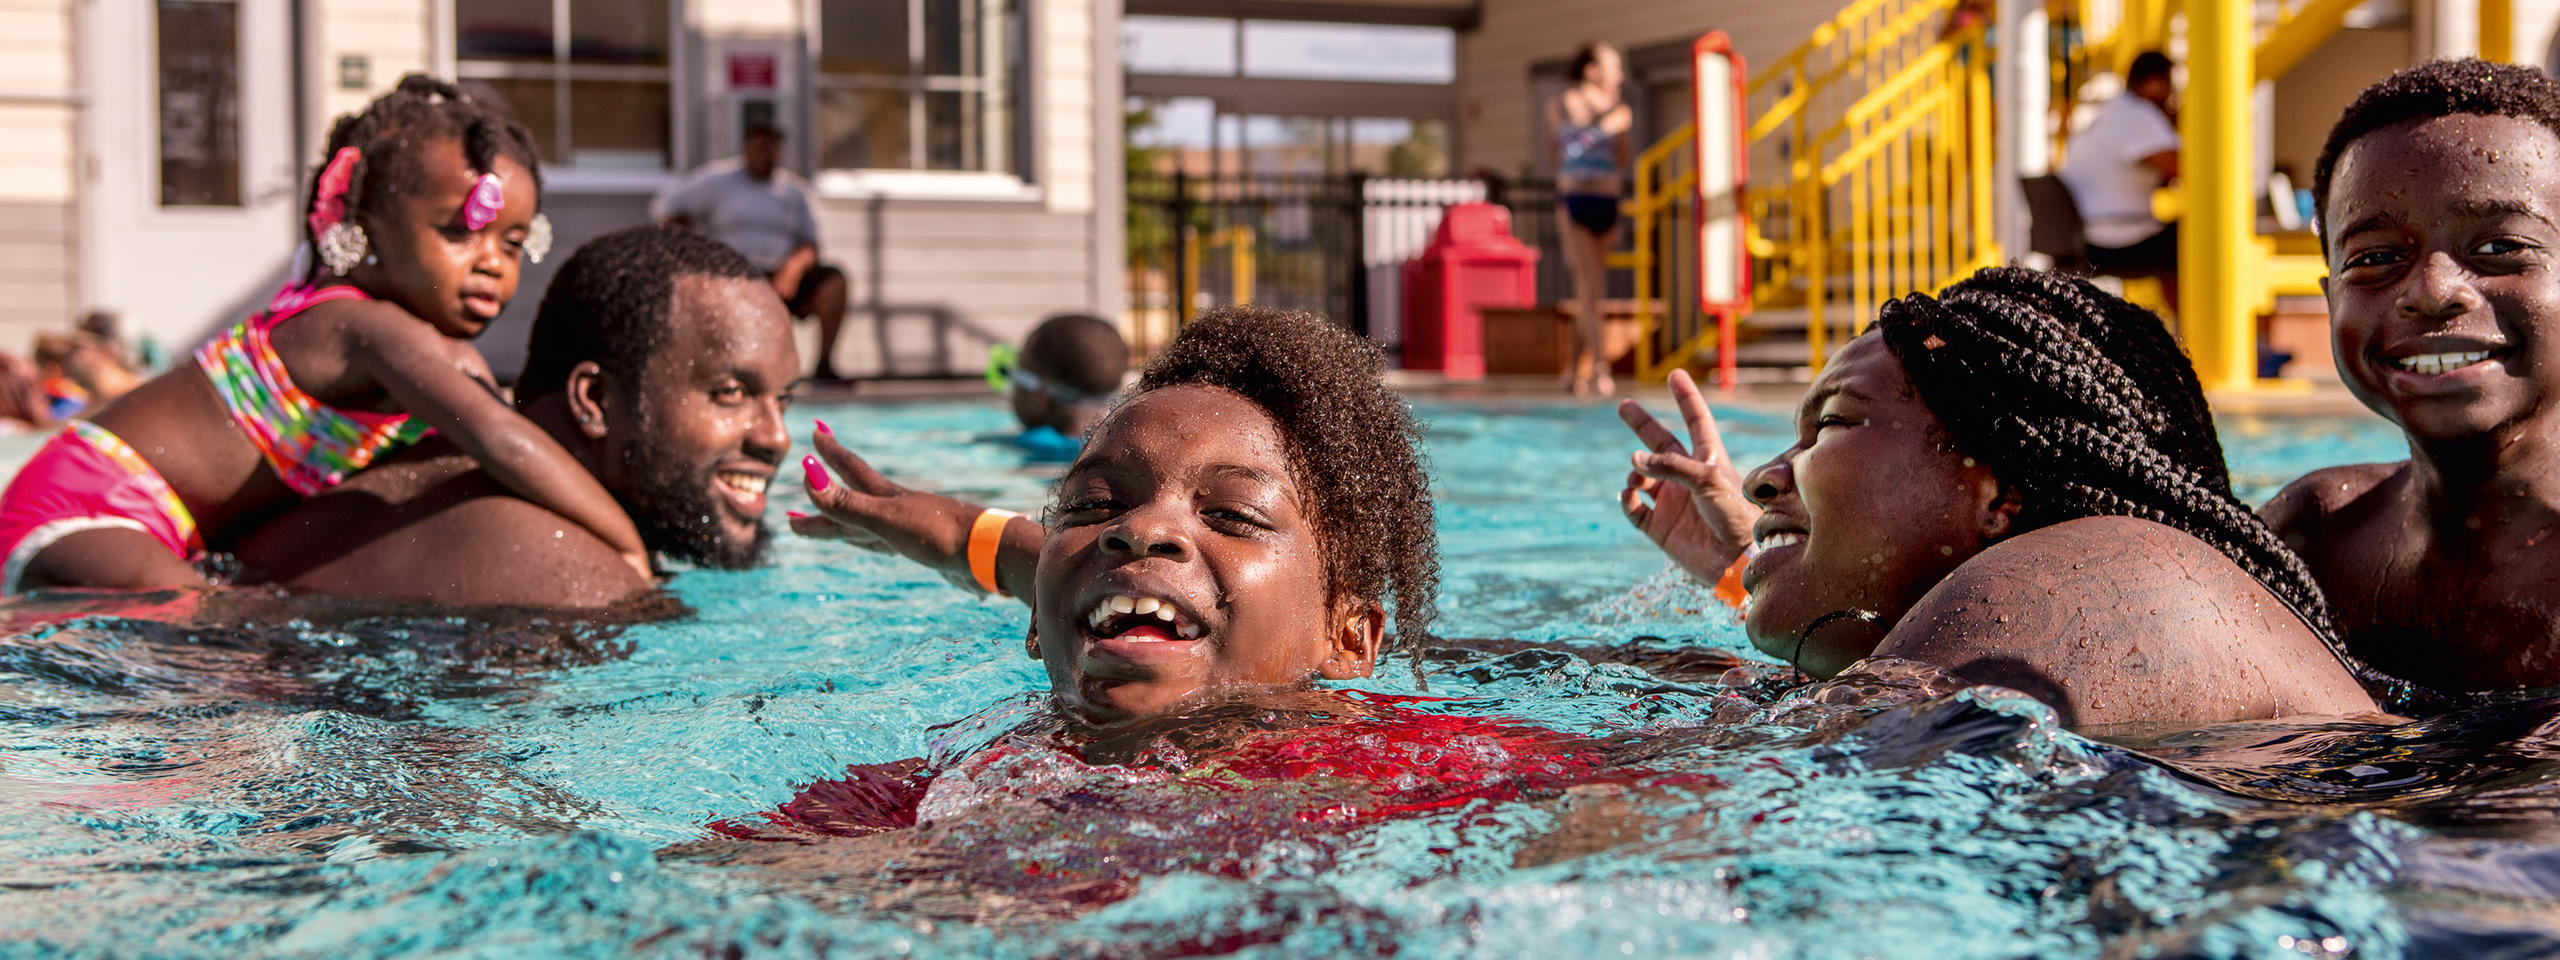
[306,146,362,239]
[463,173,505,231]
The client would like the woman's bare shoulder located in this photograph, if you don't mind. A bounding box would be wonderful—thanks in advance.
[1876,516,2372,726]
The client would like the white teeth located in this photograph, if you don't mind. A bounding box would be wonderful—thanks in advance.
[1082,593,1199,640]
[2393,351,2495,375]
[719,472,768,496]
[1755,531,1806,551]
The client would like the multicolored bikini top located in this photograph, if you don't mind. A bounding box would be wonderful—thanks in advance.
[195,285,431,496]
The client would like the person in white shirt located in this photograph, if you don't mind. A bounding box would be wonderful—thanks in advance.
[2059,51,2181,303]
[656,123,850,382]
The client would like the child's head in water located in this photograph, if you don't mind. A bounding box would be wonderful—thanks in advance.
[2314,59,2560,443]
[1007,313,1130,437]
[1030,306,1436,725]
[305,75,546,340]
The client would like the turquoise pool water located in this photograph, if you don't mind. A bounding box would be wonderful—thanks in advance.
[3,396,2553,958]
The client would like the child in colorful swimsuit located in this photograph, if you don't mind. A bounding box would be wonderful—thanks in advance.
[0,76,648,591]
[719,309,1633,857]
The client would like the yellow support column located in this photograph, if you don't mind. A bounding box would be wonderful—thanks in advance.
[2181,0,2257,392]
[2484,0,2515,62]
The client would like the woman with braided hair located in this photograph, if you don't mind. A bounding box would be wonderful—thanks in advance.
[1618,267,2377,728]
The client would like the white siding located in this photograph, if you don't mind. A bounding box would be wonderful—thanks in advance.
[0,0,74,204]
[697,0,798,34]
[1045,0,1097,214]
[0,0,74,346]
[311,0,434,150]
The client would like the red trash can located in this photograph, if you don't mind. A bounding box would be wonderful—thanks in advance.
[1402,204,1539,379]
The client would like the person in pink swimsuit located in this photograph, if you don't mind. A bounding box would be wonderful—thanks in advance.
[0,75,649,591]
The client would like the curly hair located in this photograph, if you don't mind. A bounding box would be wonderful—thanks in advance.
[1873,267,2339,643]
[305,74,544,253]
[1120,307,1439,647]
[2313,58,2560,232]
[516,224,765,402]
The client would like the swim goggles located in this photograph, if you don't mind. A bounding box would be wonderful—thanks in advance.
[985,343,1105,405]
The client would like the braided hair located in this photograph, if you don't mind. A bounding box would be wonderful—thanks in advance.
[304,75,543,253]
[1873,267,2336,643]
[1123,307,1439,648]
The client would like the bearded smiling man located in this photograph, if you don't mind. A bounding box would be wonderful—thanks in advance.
[234,225,801,606]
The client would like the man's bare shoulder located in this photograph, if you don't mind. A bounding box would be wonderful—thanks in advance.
[2262,462,2406,544]
[237,450,650,608]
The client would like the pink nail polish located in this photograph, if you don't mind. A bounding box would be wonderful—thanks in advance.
[787,510,812,520]
[814,418,833,436]
[803,455,830,491]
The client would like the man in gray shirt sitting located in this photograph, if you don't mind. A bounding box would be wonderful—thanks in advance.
[656,123,849,382]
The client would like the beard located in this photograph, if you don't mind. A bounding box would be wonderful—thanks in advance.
[617,453,773,571]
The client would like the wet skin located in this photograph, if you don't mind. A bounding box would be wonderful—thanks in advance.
[586,275,800,569]
[235,274,800,605]
[1739,337,2010,676]
[2267,113,2560,691]
[347,143,539,338]
[27,139,548,589]
[1636,336,2377,726]
[1030,386,1380,727]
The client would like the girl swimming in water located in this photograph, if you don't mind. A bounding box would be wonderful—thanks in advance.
[1618,267,2382,728]
[0,75,648,591]
[718,309,1640,857]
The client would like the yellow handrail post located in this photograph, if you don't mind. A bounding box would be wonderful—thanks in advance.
[2182,0,2256,391]
[2255,0,2363,83]
[1180,227,1200,324]
[2484,0,2516,62]
[1634,169,1658,377]
[1229,227,1254,305]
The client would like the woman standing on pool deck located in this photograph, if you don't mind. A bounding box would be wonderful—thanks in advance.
[1619,267,2380,728]
[1549,42,1633,398]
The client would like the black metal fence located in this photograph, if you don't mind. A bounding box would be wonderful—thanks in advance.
[1127,172,1625,354]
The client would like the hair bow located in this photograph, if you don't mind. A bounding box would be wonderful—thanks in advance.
[306,146,362,239]
[463,173,506,231]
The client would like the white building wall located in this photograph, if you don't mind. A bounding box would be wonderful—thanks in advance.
[2518,0,2560,64]
[0,0,78,351]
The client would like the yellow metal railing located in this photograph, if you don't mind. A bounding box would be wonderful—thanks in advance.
[1620,0,2389,380]
[1621,12,2000,377]
[1178,226,1256,322]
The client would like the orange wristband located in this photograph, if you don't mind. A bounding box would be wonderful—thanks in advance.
[968,508,1019,596]
[1713,547,1754,611]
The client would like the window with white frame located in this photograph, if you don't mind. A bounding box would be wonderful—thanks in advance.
[455,0,674,171]
[815,0,1023,174]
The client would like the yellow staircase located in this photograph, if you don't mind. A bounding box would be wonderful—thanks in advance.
[1623,0,2417,383]
[1621,0,1997,379]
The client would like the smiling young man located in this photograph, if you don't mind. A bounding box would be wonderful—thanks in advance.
[2263,59,2560,697]
[233,225,800,606]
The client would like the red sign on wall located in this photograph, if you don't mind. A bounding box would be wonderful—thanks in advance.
[728,52,778,90]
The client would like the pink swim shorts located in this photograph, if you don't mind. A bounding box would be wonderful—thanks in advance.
[0,421,203,590]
